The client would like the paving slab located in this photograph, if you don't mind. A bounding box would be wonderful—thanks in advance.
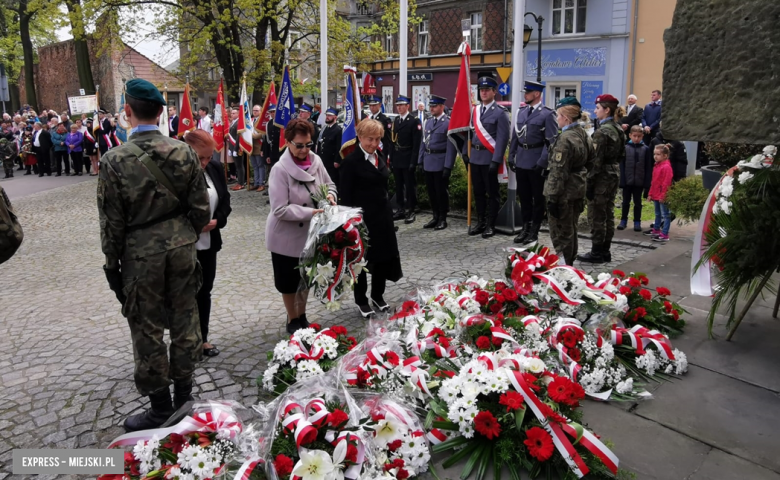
[670,305,780,393]
[581,401,711,480]
[689,448,780,480]
[634,365,780,474]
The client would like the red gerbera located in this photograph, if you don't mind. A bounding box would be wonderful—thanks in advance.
[560,329,577,348]
[565,382,586,406]
[274,454,294,477]
[511,262,534,295]
[475,290,490,305]
[384,351,400,366]
[619,286,632,295]
[547,377,574,404]
[524,427,554,462]
[567,346,582,363]
[475,336,491,350]
[328,409,350,427]
[537,402,568,424]
[499,391,525,412]
[612,269,626,278]
[521,372,542,392]
[628,277,641,288]
[473,411,502,439]
[656,287,671,296]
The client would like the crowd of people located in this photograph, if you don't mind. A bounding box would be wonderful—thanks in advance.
[0,108,123,178]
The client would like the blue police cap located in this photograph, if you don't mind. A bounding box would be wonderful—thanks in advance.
[477,71,498,89]
[428,95,446,105]
[267,103,277,111]
[366,96,382,105]
[325,107,338,115]
[300,102,313,112]
[523,81,545,92]
[125,78,167,106]
[395,95,411,105]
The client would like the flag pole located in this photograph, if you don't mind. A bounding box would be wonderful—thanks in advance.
[95,85,101,168]
[467,132,472,227]
[244,73,250,190]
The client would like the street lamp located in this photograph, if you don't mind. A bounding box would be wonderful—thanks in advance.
[523,12,544,83]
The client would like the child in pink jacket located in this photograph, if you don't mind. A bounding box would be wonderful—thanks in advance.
[645,144,674,242]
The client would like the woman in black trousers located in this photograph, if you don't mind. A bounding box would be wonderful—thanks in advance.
[184,130,232,357]
[339,119,403,318]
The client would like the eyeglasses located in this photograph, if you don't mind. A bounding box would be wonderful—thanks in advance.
[291,141,314,149]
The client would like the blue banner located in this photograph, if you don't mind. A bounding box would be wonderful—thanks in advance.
[580,81,604,118]
[339,71,359,158]
[115,91,128,143]
[526,48,607,77]
[274,66,296,128]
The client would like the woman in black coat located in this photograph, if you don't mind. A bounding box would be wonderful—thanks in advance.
[339,119,403,318]
[35,123,53,176]
[184,130,232,357]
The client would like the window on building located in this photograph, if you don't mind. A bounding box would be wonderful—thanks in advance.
[552,0,587,35]
[356,1,372,15]
[418,20,429,56]
[470,13,483,51]
[386,34,395,56]
[289,30,301,51]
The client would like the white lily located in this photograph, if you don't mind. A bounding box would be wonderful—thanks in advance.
[314,263,336,287]
[327,440,347,480]
[373,417,404,446]
[292,449,336,480]
[325,301,342,312]
[352,259,368,276]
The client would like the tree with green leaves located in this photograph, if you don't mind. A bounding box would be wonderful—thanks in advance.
[65,0,96,94]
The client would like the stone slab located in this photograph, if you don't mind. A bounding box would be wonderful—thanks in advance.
[670,305,780,392]
[689,448,780,480]
[634,365,780,473]
[581,401,710,480]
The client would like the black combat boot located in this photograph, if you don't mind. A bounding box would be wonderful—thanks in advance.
[3,168,9,179]
[522,223,542,245]
[577,245,607,264]
[173,379,194,411]
[434,215,448,231]
[482,217,496,238]
[602,239,613,262]
[404,210,416,224]
[513,222,532,244]
[423,215,439,229]
[124,388,174,432]
[468,216,486,236]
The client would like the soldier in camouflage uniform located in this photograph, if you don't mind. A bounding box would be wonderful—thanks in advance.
[1,138,17,178]
[543,97,594,265]
[0,185,24,265]
[97,78,211,432]
[578,94,626,263]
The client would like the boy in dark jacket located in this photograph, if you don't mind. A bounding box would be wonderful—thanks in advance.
[618,126,653,231]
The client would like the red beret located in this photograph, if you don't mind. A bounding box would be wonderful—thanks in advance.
[595,94,619,104]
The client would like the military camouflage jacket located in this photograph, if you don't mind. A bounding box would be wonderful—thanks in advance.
[97,129,210,268]
[543,124,595,203]
[588,119,626,180]
[0,185,24,265]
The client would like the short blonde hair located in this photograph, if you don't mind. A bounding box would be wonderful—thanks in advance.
[356,118,384,139]
[557,105,581,122]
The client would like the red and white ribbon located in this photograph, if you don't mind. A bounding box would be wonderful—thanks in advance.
[325,216,366,302]
[472,105,496,154]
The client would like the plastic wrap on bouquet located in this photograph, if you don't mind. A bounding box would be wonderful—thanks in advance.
[100,401,266,480]
[259,372,372,480]
[298,199,369,311]
[352,393,432,480]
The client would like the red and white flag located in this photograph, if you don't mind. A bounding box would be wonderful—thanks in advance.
[238,78,253,154]
[447,42,472,150]
[212,79,228,152]
[255,81,277,134]
[178,83,196,138]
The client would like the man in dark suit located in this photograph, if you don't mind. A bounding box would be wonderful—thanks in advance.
[168,106,179,138]
[621,94,643,133]
[413,102,429,122]
[298,102,320,142]
[390,95,422,224]
[362,95,393,160]
[316,107,342,187]
[641,90,662,144]
[96,109,113,155]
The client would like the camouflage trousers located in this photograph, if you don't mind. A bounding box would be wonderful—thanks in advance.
[587,175,620,248]
[549,199,585,266]
[120,243,203,396]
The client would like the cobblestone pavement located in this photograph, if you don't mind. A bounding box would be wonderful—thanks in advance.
[0,180,653,479]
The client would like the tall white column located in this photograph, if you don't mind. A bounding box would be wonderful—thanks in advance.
[320,0,328,107]
[399,0,408,99]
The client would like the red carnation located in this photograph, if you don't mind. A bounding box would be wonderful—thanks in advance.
[515,305,528,317]
[524,427,554,462]
[125,452,141,476]
[612,269,626,278]
[396,469,410,480]
[503,289,518,301]
[299,427,318,445]
[334,230,346,243]
[322,330,338,339]
[274,454,294,477]
[331,325,348,336]
[567,347,582,363]
[387,439,403,451]
[384,351,400,366]
[428,327,446,337]
[321,244,331,254]
[345,443,358,463]
[309,323,322,331]
[473,411,502,439]
[494,294,506,304]
[628,277,641,288]
[489,302,502,314]
[672,310,680,321]
[619,286,632,295]
[639,275,649,285]
[476,336,491,350]
[656,286,671,296]
[639,289,652,301]
[634,307,647,318]
[475,290,490,306]
[347,228,359,243]
[495,281,508,291]
[438,336,451,348]
[328,409,350,427]
[357,369,370,385]
[492,335,503,346]
[330,248,342,261]
[663,301,673,313]
[499,391,524,412]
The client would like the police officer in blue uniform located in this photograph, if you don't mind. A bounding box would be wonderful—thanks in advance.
[298,102,320,143]
[363,95,393,159]
[508,80,559,245]
[316,107,342,187]
[390,95,422,224]
[466,71,510,238]
[418,94,456,230]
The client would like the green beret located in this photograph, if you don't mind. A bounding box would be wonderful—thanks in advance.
[555,96,581,110]
[125,79,167,106]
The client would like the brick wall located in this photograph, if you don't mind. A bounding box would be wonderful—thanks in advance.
[429,7,464,55]
[483,0,507,51]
